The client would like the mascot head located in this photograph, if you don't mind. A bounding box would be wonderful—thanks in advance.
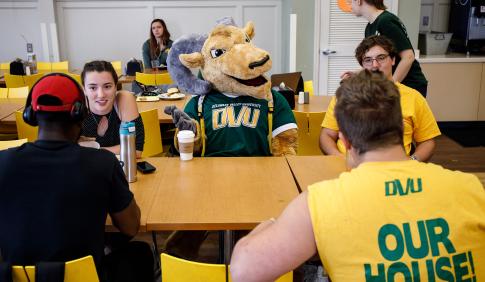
[167,18,272,100]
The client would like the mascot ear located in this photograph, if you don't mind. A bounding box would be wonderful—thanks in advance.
[244,21,255,40]
[180,52,204,68]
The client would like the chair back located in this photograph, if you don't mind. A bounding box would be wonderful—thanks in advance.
[161,253,226,282]
[293,111,325,156]
[304,80,314,96]
[65,73,82,86]
[24,73,44,90]
[37,61,52,72]
[4,73,26,88]
[0,62,10,70]
[12,255,99,282]
[0,88,8,98]
[51,61,69,71]
[156,72,173,85]
[161,253,293,282]
[0,138,27,150]
[15,111,38,142]
[8,86,29,99]
[135,72,156,85]
[111,61,122,71]
[140,109,163,157]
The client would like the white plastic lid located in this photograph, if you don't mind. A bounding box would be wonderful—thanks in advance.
[177,130,195,138]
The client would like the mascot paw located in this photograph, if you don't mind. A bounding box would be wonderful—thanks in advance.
[164,106,196,132]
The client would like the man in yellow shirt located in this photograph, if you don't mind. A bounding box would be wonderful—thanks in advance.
[230,70,485,282]
[320,35,440,162]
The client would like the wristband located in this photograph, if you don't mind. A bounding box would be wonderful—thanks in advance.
[410,154,419,161]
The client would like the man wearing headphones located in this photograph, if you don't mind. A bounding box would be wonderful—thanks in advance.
[0,74,153,281]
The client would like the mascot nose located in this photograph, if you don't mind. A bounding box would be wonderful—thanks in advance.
[249,55,270,69]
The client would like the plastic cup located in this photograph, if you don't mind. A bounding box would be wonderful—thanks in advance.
[177,130,195,161]
[151,60,159,69]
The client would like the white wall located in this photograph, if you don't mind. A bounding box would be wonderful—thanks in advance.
[0,1,46,62]
[0,0,282,73]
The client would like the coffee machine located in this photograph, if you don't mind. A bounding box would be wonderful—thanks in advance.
[449,0,485,53]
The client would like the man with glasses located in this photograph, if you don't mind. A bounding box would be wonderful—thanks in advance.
[319,35,440,162]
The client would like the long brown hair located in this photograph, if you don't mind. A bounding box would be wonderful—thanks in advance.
[149,19,171,59]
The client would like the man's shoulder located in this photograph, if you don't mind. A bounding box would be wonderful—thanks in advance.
[396,82,424,100]
[80,146,119,164]
[380,10,399,21]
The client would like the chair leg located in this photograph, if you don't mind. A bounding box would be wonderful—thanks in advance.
[152,231,161,278]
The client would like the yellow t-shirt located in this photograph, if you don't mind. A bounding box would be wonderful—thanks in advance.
[321,82,441,154]
[308,161,485,281]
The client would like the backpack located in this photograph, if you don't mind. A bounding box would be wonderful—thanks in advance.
[10,59,26,75]
[126,58,143,76]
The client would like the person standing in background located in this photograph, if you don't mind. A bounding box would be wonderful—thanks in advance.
[350,0,428,97]
[142,19,173,69]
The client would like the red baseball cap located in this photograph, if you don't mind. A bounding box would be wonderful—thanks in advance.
[31,74,83,112]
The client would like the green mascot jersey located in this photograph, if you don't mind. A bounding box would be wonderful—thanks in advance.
[184,89,297,157]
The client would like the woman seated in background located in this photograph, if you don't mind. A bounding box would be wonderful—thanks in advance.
[81,60,144,157]
[142,18,173,69]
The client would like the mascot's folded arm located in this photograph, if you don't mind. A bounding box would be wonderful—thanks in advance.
[165,18,297,156]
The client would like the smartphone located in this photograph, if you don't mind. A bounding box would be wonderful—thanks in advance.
[136,161,156,174]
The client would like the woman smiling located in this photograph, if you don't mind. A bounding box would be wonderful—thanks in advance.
[80,60,144,157]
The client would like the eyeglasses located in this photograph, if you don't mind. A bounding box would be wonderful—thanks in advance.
[362,54,389,66]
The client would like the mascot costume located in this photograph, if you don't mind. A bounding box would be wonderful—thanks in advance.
[164,17,298,157]
[162,17,298,259]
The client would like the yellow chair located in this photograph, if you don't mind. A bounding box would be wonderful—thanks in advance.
[0,88,8,98]
[12,255,99,282]
[24,73,44,90]
[0,62,10,70]
[8,86,29,98]
[161,253,292,282]
[111,60,122,71]
[51,61,69,71]
[0,138,27,150]
[304,80,314,96]
[156,72,173,85]
[66,73,82,86]
[15,111,38,142]
[135,72,157,85]
[37,61,52,72]
[140,109,163,157]
[293,111,325,156]
[4,73,26,88]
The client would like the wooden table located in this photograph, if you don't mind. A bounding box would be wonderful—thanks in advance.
[106,161,166,232]
[146,157,299,231]
[293,95,333,113]
[136,96,189,123]
[0,100,24,120]
[0,98,26,133]
[286,155,347,192]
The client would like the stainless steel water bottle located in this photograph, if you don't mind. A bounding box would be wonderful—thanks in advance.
[120,121,137,182]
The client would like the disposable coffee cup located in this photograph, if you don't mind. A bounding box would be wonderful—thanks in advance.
[298,91,305,104]
[177,130,195,161]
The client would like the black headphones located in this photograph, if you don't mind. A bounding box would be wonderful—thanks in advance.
[23,72,88,126]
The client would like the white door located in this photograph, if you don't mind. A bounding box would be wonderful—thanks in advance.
[314,0,398,96]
